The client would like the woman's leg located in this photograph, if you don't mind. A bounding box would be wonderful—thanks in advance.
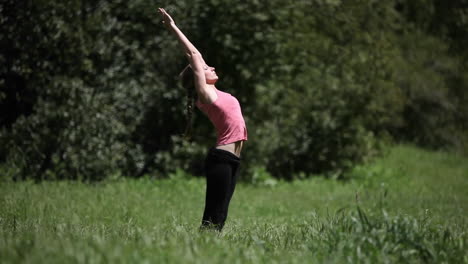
[222,162,239,223]
[201,149,239,231]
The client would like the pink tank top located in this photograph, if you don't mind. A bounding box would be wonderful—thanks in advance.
[196,89,248,146]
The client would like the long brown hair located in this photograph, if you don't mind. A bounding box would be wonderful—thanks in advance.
[179,64,196,140]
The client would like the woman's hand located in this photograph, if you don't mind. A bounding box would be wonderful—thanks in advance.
[158,7,206,71]
[158,8,175,28]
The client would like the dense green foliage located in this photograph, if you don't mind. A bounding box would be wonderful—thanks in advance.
[1,145,467,262]
[1,0,467,180]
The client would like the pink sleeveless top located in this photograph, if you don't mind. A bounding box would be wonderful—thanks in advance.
[196,89,248,146]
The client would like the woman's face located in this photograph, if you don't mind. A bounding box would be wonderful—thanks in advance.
[204,65,218,84]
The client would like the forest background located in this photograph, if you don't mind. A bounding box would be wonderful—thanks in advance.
[1,0,467,182]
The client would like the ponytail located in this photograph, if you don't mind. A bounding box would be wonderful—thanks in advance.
[179,65,196,141]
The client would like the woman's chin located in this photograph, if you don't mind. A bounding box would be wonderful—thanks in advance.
[206,78,218,85]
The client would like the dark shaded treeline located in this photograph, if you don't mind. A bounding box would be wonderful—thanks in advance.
[1,0,467,181]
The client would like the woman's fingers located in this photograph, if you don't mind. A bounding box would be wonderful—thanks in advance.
[158,8,167,18]
[157,8,165,19]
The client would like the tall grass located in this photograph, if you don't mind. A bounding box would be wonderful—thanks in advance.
[1,145,467,263]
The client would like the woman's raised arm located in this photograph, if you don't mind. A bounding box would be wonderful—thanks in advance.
[158,8,216,104]
[158,8,206,67]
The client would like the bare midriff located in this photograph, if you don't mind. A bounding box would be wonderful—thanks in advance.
[215,140,244,157]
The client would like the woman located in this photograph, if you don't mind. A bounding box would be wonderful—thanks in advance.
[158,8,248,231]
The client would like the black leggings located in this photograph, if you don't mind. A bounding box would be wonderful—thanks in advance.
[201,148,240,231]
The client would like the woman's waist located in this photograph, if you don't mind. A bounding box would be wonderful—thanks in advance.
[215,140,244,157]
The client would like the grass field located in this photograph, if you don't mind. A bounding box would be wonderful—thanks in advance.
[1,145,467,263]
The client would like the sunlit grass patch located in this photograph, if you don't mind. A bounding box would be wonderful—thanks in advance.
[1,145,467,263]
